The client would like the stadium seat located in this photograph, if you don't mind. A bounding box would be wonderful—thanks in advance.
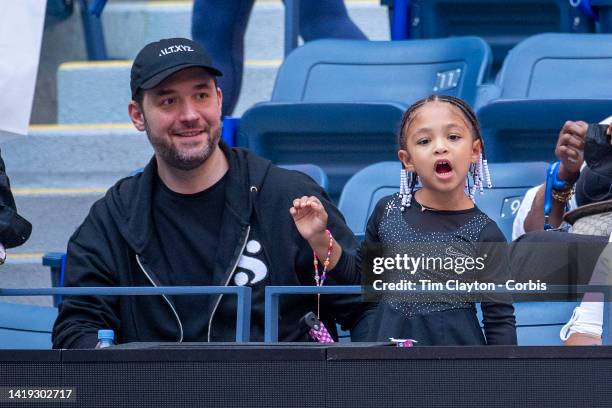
[477,301,611,346]
[475,33,612,162]
[270,38,491,106]
[401,1,596,74]
[478,99,612,162]
[495,33,612,100]
[513,302,578,346]
[279,164,328,191]
[237,37,493,200]
[0,302,57,349]
[338,161,549,241]
[239,102,405,201]
[596,0,612,32]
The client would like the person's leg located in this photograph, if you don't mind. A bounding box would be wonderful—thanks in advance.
[192,0,255,116]
[296,0,367,41]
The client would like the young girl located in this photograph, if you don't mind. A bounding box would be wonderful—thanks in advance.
[290,95,517,345]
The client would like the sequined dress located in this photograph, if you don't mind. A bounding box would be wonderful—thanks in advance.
[333,193,517,345]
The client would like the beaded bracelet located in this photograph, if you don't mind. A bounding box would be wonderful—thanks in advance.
[313,229,333,287]
[313,229,333,318]
[552,186,574,204]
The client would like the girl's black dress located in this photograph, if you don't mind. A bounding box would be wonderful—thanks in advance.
[333,193,517,345]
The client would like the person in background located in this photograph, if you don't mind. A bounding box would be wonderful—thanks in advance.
[511,117,612,346]
[191,0,367,116]
[513,117,612,238]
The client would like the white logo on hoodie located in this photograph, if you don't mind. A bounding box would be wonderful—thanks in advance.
[233,240,268,286]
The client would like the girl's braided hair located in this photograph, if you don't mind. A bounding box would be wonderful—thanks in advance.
[398,95,484,156]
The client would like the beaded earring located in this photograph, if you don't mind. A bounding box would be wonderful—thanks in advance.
[468,153,492,202]
[399,168,417,210]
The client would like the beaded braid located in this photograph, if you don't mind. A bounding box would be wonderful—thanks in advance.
[399,168,418,211]
[397,95,492,209]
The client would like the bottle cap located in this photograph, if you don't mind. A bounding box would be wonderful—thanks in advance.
[97,329,115,341]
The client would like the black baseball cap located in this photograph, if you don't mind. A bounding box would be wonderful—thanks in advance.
[130,38,222,98]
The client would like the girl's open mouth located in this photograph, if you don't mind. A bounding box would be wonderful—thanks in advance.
[434,160,454,179]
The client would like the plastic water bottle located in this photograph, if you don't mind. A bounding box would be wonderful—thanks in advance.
[95,329,115,349]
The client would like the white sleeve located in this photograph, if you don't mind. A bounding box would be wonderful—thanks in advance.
[511,185,541,241]
[560,303,604,340]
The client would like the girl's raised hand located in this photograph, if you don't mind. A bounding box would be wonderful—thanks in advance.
[289,196,328,241]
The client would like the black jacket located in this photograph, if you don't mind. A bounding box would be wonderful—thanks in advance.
[53,144,367,348]
[0,152,31,248]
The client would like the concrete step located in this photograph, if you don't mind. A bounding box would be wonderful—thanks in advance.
[13,192,103,254]
[102,0,389,61]
[0,263,54,306]
[57,61,278,123]
[2,125,153,179]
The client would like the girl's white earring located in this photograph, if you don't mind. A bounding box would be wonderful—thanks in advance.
[400,168,414,210]
[467,153,492,202]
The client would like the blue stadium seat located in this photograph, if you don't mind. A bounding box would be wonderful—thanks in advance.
[475,33,612,162]
[0,302,57,349]
[338,161,549,241]
[279,164,328,191]
[595,0,612,32]
[271,38,492,106]
[478,99,612,162]
[477,301,611,345]
[239,102,405,201]
[476,302,575,346]
[237,37,493,200]
[402,1,596,74]
[495,33,612,100]
[473,161,549,240]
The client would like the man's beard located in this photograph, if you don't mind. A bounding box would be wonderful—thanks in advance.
[144,118,221,171]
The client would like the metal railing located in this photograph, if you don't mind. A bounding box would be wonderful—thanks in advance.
[264,285,361,342]
[0,286,252,342]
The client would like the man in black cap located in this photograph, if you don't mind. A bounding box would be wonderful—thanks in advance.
[52,38,370,348]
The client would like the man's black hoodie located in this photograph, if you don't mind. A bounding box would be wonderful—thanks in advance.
[53,143,367,348]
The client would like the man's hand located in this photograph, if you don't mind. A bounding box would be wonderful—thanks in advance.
[555,120,588,182]
[290,196,328,241]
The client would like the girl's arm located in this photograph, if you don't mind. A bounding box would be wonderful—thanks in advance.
[480,302,517,345]
[290,194,384,285]
[290,195,343,270]
[478,222,518,345]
